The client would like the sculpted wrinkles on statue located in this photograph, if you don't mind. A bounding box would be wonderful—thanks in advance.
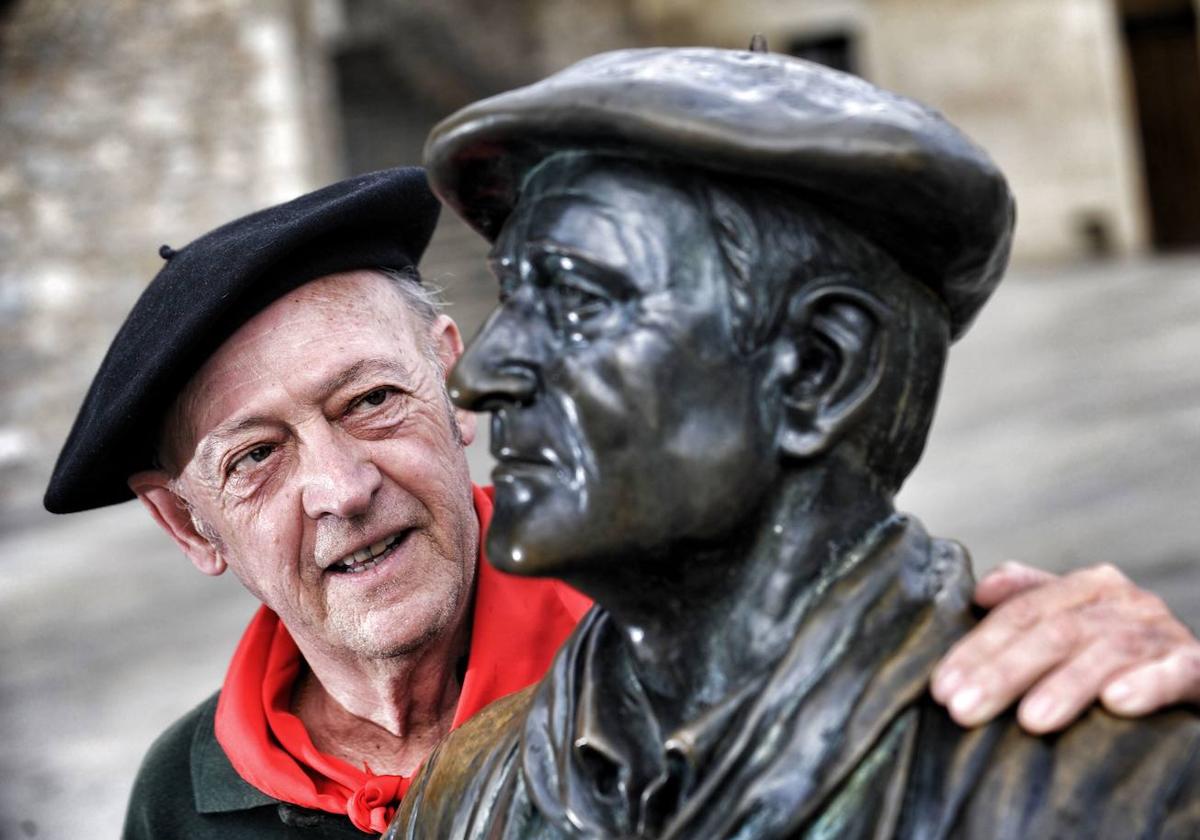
[382,46,1200,839]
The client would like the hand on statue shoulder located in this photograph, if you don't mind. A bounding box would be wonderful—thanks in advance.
[931,561,1200,733]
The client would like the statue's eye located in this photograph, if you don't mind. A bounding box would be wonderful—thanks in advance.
[490,255,520,304]
[556,283,609,324]
[540,255,617,342]
[545,279,614,345]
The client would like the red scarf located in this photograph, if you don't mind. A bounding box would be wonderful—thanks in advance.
[214,485,591,833]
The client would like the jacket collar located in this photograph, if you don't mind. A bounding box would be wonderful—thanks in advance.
[189,693,277,814]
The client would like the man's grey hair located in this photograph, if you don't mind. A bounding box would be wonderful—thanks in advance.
[376,265,446,329]
[375,267,465,444]
[376,266,454,376]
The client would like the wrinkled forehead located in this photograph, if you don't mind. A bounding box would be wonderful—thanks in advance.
[160,270,422,468]
[195,269,418,381]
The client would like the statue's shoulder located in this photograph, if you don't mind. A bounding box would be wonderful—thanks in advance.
[444,684,533,767]
[415,683,533,797]
[1040,704,1200,832]
[386,686,534,840]
[910,700,1200,839]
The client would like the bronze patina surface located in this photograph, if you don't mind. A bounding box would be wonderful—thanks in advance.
[388,46,1200,839]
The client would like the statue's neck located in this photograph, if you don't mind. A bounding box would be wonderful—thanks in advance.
[570,465,895,734]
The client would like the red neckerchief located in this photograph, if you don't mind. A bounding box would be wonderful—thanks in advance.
[214,484,592,834]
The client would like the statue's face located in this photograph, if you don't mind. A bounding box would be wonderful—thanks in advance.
[449,158,780,578]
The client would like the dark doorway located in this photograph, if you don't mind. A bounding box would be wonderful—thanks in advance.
[1121,0,1200,250]
[332,40,442,174]
[786,31,858,76]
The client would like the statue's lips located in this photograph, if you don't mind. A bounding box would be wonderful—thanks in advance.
[491,436,558,468]
[491,450,562,485]
[491,419,572,479]
[492,454,555,473]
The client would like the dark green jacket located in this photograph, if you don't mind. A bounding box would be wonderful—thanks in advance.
[122,692,368,839]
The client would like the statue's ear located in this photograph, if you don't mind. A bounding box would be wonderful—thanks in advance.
[771,284,888,459]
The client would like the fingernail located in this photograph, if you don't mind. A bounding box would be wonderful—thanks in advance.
[950,686,984,720]
[1105,679,1132,702]
[1022,695,1061,729]
[1104,679,1144,713]
[936,668,965,698]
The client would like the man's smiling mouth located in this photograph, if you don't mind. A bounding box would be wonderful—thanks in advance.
[328,531,411,574]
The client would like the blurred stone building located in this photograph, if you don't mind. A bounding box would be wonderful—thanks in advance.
[1,0,1199,518]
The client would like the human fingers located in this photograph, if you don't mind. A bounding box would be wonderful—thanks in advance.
[973,560,1058,609]
[1101,644,1200,718]
[931,565,1107,707]
[1015,625,1182,734]
[933,564,1171,727]
[937,606,1097,727]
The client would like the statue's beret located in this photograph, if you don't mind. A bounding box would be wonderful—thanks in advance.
[45,166,440,514]
[425,47,1014,341]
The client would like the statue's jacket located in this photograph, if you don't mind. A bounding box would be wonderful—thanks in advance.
[389,516,1200,839]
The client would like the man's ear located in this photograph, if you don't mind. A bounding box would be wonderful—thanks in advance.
[771,284,888,459]
[128,471,227,576]
[429,314,477,447]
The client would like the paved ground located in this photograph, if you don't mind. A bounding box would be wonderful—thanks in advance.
[901,253,1200,620]
[3,252,1200,839]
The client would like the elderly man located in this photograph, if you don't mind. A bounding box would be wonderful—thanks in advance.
[47,168,582,838]
[44,162,1200,838]
[389,48,1200,838]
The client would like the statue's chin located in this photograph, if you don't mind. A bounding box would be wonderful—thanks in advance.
[486,470,578,576]
[483,502,555,577]
[484,513,584,580]
[483,528,524,575]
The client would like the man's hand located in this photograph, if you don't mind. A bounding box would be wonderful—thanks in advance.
[931,562,1200,734]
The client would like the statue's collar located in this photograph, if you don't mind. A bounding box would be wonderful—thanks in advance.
[520,514,977,837]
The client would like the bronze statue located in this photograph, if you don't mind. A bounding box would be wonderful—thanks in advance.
[387,46,1200,839]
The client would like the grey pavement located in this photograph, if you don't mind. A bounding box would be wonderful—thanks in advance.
[3,253,1200,839]
[900,254,1200,622]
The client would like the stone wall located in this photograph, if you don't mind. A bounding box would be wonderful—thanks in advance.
[4,0,1195,520]
[0,0,339,518]
[869,0,1148,261]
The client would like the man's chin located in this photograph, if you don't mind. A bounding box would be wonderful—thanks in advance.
[323,591,457,659]
[330,614,444,659]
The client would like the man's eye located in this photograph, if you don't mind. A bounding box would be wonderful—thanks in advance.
[231,444,274,474]
[348,387,399,415]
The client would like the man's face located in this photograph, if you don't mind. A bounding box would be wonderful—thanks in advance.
[449,158,780,579]
[169,271,478,661]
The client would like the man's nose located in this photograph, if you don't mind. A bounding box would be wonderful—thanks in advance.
[299,425,382,520]
[448,304,539,413]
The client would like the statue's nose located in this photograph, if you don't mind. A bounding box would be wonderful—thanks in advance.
[448,307,540,412]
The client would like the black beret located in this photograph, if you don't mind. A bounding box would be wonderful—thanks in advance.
[45,166,440,514]
[425,47,1014,340]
